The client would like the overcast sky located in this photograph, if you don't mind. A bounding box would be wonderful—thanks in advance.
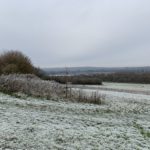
[0,0,150,67]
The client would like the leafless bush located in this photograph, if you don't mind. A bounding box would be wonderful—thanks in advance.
[69,89,105,105]
[0,74,105,104]
[0,74,64,99]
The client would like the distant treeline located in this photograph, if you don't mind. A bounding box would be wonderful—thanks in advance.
[44,75,102,85]
[45,73,150,84]
[43,66,150,75]
[93,73,150,84]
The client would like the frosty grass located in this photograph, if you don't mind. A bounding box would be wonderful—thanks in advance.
[0,82,150,150]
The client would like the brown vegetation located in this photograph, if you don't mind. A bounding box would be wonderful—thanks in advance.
[45,75,102,85]
[0,51,35,74]
[47,73,150,84]
[70,89,105,105]
[93,73,150,84]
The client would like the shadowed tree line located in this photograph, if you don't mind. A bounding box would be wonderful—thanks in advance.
[44,75,102,85]
[47,73,150,84]
[93,73,150,84]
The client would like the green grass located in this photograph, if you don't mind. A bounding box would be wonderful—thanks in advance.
[133,122,150,138]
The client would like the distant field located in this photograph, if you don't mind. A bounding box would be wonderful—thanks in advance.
[71,82,150,95]
[0,82,150,149]
[96,82,150,91]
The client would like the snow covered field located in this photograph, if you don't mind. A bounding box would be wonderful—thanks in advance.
[71,82,150,95]
[0,82,150,150]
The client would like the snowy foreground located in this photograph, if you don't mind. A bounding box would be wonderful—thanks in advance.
[0,83,150,150]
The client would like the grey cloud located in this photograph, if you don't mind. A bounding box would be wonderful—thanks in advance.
[0,0,150,67]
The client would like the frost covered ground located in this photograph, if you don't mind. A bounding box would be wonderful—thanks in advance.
[0,82,150,150]
[72,82,150,95]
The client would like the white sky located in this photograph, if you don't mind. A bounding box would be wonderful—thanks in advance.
[0,0,150,67]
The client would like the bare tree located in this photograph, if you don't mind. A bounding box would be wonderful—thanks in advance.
[65,67,69,98]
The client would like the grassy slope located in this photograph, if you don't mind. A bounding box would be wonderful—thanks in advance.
[0,83,150,149]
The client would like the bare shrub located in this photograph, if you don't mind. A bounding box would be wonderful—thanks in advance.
[69,89,105,105]
[0,74,64,99]
[0,74,105,104]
